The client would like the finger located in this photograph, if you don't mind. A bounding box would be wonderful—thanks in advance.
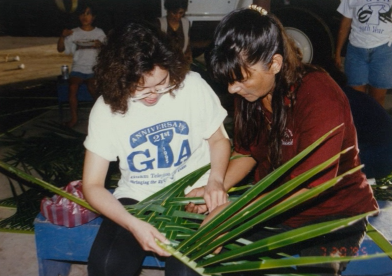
[185,202,196,213]
[154,244,171,257]
[149,241,171,257]
[154,230,170,243]
[158,249,171,257]
[196,205,208,214]
[213,245,223,254]
[185,190,196,198]
[152,234,171,257]
[204,194,213,212]
[211,191,224,210]
[186,187,204,198]
[220,192,229,205]
[209,199,217,212]
[210,191,228,212]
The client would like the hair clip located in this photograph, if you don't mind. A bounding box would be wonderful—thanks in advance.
[248,4,268,15]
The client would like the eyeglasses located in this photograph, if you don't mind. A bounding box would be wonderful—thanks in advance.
[131,84,176,101]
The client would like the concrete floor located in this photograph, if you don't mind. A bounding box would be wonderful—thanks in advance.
[0,107,165,276]
[0,108,85,276]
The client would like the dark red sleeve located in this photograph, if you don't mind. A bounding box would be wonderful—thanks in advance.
[287,73,353,188]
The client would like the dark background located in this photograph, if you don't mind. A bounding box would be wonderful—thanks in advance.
[0,0,161,37]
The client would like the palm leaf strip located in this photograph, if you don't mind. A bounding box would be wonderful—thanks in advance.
[129,157,245,239]
[0,110,52,137]
[193,165,363,263]
[204,252,386,274]
[199,210,376,268]
[177,124,344,252]
[156,240,211,276]
[185,149,350,259]
[2,124,388,275]
[366,222,392,260]
[0,160,96,213]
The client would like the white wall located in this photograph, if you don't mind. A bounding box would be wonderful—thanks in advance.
[161,0,252,21]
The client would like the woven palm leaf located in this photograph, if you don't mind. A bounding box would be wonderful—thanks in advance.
[0,125,390,275]
[373,172,392,201]
[0,121,86,186]
[0,179,42,233]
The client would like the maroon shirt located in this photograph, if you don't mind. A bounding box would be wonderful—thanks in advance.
[235,72,378,228]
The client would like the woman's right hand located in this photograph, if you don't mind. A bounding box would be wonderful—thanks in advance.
[128,219,171,257]
[82,151,170,256]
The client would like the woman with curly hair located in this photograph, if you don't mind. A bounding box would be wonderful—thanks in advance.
[188,7,379,275]
[82,20,230,276]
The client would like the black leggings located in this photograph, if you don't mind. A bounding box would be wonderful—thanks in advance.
[87,198,199,276]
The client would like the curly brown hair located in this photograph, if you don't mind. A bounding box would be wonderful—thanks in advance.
[94,20,190,114]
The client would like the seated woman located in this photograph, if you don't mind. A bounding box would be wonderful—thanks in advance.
[83,20,230,276]
[188,6,379,275]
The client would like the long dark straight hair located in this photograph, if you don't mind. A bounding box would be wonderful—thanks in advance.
[210,8,318,169]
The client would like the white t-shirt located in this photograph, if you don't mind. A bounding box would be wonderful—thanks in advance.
[84,72,228,201]
[64,27,106,74]
[337,0,392,48]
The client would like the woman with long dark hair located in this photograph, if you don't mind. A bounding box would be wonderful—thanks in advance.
[201,6,378,275]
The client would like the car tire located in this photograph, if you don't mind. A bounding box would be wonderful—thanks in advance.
[273,7,335,67]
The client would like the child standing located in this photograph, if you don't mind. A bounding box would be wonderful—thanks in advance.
[57,2,106,128]
[334,0,392,107]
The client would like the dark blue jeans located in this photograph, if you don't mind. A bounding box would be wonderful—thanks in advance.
[343,86,392,179]
[87,198,199,276]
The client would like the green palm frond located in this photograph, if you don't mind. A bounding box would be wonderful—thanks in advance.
[0,179,42,233]
[366,223,392,260]
[374,172,392,200]
[1,124,391,275]
[0,160,95,213]
[204,251,386,275]
[0,121,86,185]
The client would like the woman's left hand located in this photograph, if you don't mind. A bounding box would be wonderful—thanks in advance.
[204,180,228,212]
[186,123,231,213]
[185,181,228,214]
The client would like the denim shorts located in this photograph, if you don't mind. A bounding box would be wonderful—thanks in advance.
[70,71,94,80]
[344,42,392,89]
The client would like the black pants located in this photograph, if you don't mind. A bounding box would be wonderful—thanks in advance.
[297,217,367,276]
[230,217,368,276]
[87,198,199,276]
[88,198,367,276]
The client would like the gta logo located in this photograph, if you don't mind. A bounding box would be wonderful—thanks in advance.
[127,121,191,172]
